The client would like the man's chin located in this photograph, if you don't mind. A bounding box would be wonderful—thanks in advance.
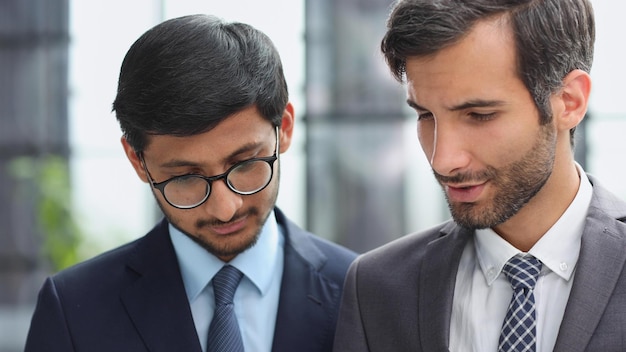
[201,234,260,260]
[450,204,498,230]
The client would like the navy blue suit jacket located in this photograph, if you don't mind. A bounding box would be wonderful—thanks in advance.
[25,208,357,352]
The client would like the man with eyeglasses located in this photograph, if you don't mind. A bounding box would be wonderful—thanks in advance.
[25,14,357,352]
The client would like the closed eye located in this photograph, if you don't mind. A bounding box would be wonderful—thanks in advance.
[469,112,496,121]
[417,111,434,121]
[164,173,202,185]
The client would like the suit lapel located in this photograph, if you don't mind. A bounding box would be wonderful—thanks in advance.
[120,220,202,352]
[553,181,626,352]
[271,210,338,352]
[419,222,472,352]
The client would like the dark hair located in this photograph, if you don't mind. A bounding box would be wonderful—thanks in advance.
[381,0,594,141]
[112,14,289,152]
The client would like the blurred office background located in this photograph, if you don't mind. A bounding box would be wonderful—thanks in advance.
[1,0,625,350]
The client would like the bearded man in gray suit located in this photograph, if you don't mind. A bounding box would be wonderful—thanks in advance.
[334,0,626,351]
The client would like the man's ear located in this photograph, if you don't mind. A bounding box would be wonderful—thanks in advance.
[278,102,295,153]
[554,69,592,131]
[121,136,148,183]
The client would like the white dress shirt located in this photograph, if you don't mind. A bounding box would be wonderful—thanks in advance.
[449,167,593,352]
[170,210,285,352]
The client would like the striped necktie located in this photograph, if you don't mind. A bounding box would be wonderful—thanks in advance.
[207,265,245,352]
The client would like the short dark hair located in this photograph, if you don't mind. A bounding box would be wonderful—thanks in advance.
[112,14,289,152]
[381,0,594,139]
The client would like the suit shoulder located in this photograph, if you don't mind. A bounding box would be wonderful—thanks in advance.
[49,236,141,289]
[50,220,169,287]
[279,216,357,286]
[308,232,358,268]
[295,230,357,277]
[355,221,452,268]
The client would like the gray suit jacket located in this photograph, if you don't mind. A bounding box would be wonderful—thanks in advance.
[334,176,626,352]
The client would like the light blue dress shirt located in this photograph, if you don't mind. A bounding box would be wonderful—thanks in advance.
[169,210,285,352]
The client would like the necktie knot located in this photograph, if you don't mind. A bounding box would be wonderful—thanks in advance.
[213,265,244,306]
[498,255,542,352]
[502,255,542,291]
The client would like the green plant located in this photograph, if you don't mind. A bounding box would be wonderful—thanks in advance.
[8,155,83,271]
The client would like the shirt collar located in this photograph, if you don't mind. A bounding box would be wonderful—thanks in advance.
[475,164,593,285]
[169,210,283,302]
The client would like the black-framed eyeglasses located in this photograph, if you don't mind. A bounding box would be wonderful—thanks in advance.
[139,126,279,209]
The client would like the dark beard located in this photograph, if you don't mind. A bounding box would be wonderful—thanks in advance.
[435,124,556,229]
[150,165,281,259]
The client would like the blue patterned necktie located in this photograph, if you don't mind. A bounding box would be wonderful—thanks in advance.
[498,255,542,352]
[207,265,245,352]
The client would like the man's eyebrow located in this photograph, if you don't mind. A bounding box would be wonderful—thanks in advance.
[406,99,427,111]
[405,98,506,112]
[159,141,263,169]
[448,99,507,111]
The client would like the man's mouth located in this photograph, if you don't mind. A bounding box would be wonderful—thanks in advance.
[205,215,249,236]
[445,182,487,203]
